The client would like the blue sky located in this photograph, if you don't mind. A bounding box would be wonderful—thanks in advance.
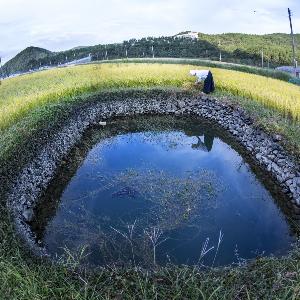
[0,0,299,63]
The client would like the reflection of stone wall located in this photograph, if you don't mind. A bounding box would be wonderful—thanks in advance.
[6,90,300,257]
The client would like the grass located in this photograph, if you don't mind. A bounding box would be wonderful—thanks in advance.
[0,221,300,299]
[214,90,300,160]
[0,62,300,299]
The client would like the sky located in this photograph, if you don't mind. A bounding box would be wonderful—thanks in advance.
[0,0,300,63]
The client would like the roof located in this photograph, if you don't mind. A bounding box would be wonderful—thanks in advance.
[276,66,300,73]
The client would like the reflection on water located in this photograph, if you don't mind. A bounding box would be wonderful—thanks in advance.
[183,127,215,152]
[31,116,297,268]
[191,135,214,152]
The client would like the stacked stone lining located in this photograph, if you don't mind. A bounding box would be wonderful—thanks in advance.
[7,91,300,256]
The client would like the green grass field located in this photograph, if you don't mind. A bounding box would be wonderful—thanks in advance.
[0,62,300,299]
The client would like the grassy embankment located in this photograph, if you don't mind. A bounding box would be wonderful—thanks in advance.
[0,63,300,299]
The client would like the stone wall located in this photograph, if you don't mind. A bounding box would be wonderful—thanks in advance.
[6,90,300,256]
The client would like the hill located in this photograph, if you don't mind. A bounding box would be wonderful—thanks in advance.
[199,33,300,66]
[2,33,299,76]
[2,46,52,76]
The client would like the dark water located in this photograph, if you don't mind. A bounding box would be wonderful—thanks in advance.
[32,117,297,267]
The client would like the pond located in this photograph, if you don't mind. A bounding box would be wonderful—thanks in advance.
[31,116,297,268]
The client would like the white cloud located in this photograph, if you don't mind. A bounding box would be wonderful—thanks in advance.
[0,0,299,62]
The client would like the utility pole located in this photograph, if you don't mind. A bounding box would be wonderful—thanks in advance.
[218,40,222,62]
[0,57,2,83]
[261,50,264,68]
[105,45,108,60]
[151,45,154,58]
[288,8,297,71]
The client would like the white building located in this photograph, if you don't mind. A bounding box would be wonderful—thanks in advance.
[175,31,198,40]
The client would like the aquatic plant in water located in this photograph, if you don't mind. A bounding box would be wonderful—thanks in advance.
[48,167,222,266]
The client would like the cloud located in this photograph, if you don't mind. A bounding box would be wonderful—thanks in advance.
[0,0,299,62]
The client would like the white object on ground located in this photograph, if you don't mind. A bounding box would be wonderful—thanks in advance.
[99,121,107,126]
[190,70,209,83]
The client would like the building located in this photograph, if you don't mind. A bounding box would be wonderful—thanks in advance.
[276,66,300,78]
[175,31,198,40]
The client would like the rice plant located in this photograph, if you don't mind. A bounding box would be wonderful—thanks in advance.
[0,63,299,137]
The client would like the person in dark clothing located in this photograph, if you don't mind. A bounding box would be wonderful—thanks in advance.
[190,70,215,94]
[203,71,215,94]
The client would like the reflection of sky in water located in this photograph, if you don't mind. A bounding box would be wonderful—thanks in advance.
[41,126,295,267]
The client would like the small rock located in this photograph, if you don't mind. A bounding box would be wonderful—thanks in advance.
[255,153,262,160]
[273,134,282,142]
[22,208,34,223]
[293,177,300,187]
[177,100,186,109]
[267,164,272,172]
[271,162,281,174]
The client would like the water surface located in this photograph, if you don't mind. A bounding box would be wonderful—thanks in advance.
[32,117,296,267]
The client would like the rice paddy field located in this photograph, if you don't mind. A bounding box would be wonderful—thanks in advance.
[1,62,300,299]
[1,63,300,134]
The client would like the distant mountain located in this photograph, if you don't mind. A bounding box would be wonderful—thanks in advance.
[2,33,299,76]
[2,46,52,75]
